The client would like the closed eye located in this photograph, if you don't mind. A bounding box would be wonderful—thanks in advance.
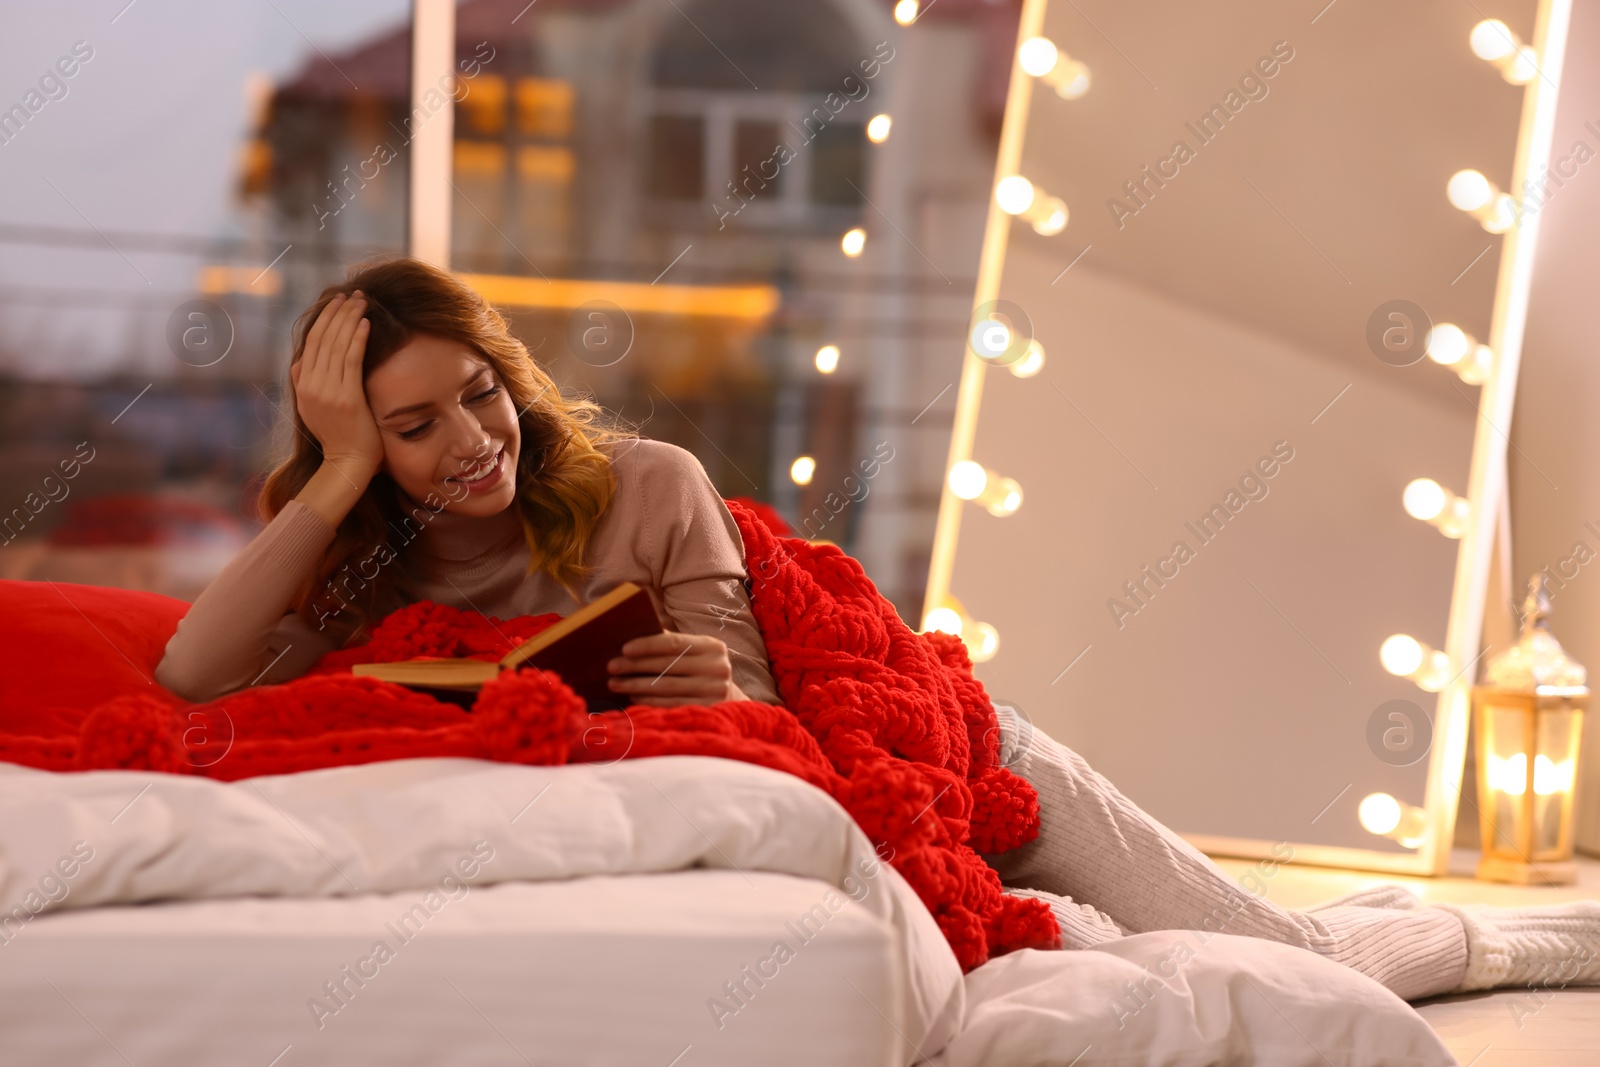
[397,386,501,440]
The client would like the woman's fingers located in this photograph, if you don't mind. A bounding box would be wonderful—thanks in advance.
[608,633,728,676]
[345,319,371,393]
[302,294,341,361]
[609,651,729,677]
[617,632,714,659]
[301,293,345,388]
[606,630,734,705]
[325,292,367,390]
[608,674,727,698]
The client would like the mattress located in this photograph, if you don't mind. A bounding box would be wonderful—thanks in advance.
[1,755,1459,1066]
[3,869,907,1067]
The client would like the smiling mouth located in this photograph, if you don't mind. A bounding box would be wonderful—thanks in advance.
[449,448,504,485]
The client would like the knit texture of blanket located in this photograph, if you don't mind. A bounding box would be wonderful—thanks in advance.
[5,499,1061,971]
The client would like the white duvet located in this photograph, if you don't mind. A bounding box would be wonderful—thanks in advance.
[0,756,1458,1066]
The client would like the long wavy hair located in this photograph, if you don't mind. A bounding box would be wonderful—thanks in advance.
[258,256,639,648]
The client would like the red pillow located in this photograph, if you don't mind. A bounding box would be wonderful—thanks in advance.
[0,578,189,739]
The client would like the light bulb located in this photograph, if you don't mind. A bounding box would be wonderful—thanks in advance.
[866,114,892,143]
[1032,196,1069,236]
[1402,478,1447,522]
[1426,324,1494,384]
[949,460,988,500]
[987,477,1023,517]
[922,597,997,660]
[841,227,866,257]
[995,177,1069,235]
[1019,36,1091,99]
[1402,478,1470,537]
[1489,752,1527,795]
[1381,634,1453,691]
[1426,323,1470,365]
[893,0,919,26]
[814,344,840,374]
[970,316,1014,363]
[1010,339,1045,378]
[1448,169,1494,212]
[1470,19,1516,61]
[1056,60,1092,100]
[1492,753,1578,796]
[790,455,816,486]
[1461,344,1493,385]
[997,176,1069,236]
[1468,19,1539,84]
[1505,45,1538,85]
[1534,753,1562,795]
[1019,37,1059,77]
[1359,792,1429,847]
[1483,193,1518,234]
[949,462,1023,516]
[1396,810,1430,847]
[968,620,1000,662]
[1448,171,1518,233]
[1359,792,1402,835]
[1380,634,1424,677]
[996,175,1036,215]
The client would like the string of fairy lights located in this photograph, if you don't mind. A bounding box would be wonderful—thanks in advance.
[919,16,1092,664]
[1364,16,1551,847]
[785,9,1083,497]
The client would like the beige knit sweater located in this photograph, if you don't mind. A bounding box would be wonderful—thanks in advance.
[154,437,782,706]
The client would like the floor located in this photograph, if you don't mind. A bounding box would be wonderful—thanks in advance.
[1211,851,1600,1066]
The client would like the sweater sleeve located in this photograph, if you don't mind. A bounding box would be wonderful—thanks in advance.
[638,442,783,706]
[154,499,344,703]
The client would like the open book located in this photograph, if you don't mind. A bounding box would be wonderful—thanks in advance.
[351,581,665,712]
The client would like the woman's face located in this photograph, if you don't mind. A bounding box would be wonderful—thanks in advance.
[364,333,520,516]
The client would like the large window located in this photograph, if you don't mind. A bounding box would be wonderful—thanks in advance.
[0,1,411,597]
[2,0,1000,627]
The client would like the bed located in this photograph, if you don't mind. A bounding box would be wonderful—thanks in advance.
[0,754,1463,1066]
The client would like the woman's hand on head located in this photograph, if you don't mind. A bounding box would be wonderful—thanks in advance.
[606,632,747,706]
[291,291,383,481]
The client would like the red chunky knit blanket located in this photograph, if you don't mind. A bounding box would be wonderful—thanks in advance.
[0,499,1059,970]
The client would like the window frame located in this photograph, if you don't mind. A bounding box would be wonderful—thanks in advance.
[640,87,866,232]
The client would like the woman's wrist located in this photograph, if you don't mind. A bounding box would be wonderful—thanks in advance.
[296,457,376,527]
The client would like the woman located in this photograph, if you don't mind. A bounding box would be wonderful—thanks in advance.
[158,257,1598,1006]
[155,256,781,709]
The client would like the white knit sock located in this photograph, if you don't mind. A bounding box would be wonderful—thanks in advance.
[1431,900,1600,992]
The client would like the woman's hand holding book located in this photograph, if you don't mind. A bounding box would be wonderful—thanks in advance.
[606,632,747,706]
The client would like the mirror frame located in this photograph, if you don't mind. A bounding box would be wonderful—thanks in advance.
[924,0,1574,875]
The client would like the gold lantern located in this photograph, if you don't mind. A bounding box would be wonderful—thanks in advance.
[1470,575,1589,885]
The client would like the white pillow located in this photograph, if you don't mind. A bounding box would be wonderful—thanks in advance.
[926,931,1455,1066]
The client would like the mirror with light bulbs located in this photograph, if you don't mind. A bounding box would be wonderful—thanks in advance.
[924,0,1571,873]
